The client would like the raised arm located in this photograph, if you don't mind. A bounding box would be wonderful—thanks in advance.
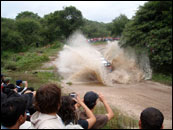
[76,95,96,129]
[98,93,114,120]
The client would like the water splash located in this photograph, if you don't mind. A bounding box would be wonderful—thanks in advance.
[55,32,152,86]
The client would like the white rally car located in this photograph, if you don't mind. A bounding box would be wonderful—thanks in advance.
[100,57,112,72]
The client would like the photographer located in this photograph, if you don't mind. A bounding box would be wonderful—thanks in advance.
[16,80,29,95]
[59,93,96,129]
[78,91,114,129]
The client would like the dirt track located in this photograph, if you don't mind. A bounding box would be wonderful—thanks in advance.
[45,44,172,129]
[61,81,172,129]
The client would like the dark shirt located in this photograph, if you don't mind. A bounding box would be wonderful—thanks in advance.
[79,111,108,129]
[77,119,88,129]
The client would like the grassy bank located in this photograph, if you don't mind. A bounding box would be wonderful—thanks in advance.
[152,73,172,86]
[94,105,138,129]
[1,41,63,90]
[1,42,62,72]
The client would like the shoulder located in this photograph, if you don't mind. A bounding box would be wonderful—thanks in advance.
[39,120,65,129]
[90,114,109,129]
[95,114,108,121]
[78,111,88,120]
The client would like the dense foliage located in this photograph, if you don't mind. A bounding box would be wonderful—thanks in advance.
[120,1,172,74]
[1,6,83,52]
[80,18,111,38]
[110,14,129,37]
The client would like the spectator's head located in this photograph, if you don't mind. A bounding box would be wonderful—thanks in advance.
[2,87,20,98]
[4,77,10,85]
[139,107,164,129]
[34,84,61,114]
[6,83,16,89]
[16,80,23,86]
[84,91,99,110]
[1,97,27,129]
[6,83,18,93]
[58,96,77,125]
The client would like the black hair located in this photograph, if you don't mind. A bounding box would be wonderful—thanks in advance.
[140,107,164,129]
[58,96,78,125]
[84,91,98,110]
[85,101,97,110]
[1,92,7,104]
[2,87,20,98]
[6,84,16,89]
[1,97,27,127]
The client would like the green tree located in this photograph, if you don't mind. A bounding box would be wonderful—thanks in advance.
[80,19,111,38]
[16,11,41,20]
[16,18,41,46]
[41,6,83,44]
[110,14,129,37]
[41,12,63,44]
[120,1,172,74]
[58,6,84,38]
[1,18,24,51]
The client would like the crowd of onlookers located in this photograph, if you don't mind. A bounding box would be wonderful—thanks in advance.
[1,73,164,129]
[88,37,120,43]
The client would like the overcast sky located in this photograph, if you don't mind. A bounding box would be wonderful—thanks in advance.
[1,1,147,23]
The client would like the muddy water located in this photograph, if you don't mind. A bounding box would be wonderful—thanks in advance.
[55,32,152,86]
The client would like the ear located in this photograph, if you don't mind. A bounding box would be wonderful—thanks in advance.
[139,120,142,129]
[18,113,26,123]
[18,115,24,123]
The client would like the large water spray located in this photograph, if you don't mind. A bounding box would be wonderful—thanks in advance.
[55,32,152,86]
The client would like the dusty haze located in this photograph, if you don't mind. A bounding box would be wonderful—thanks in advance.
[55,32,152,86]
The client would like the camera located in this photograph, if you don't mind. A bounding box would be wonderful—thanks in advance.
[70,93,76,98]
[22,81,26,84]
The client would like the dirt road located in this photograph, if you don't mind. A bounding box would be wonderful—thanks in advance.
[61,81,172,129]
[45,44,172,129]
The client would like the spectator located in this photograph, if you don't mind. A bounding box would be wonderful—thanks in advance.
[59,96,78,125]
[30,84,65,129]
[16,80,28,95]
[1,74,5,85]
[3,77,11,87]
[78,91,114,129]
[6,83,18,93]
[2,84,36,121]
[139,107,164,129]
[1,97,27,129]
[59,95,96,129]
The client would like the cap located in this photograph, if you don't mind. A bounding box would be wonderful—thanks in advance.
[16,80,23,86]
[84,91,99,109]
[4,77,11,83]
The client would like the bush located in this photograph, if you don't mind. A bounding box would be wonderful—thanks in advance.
[120,1,172,74]
[15,53,49,71]
[4,61,17,70]
[152,73,172,86]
